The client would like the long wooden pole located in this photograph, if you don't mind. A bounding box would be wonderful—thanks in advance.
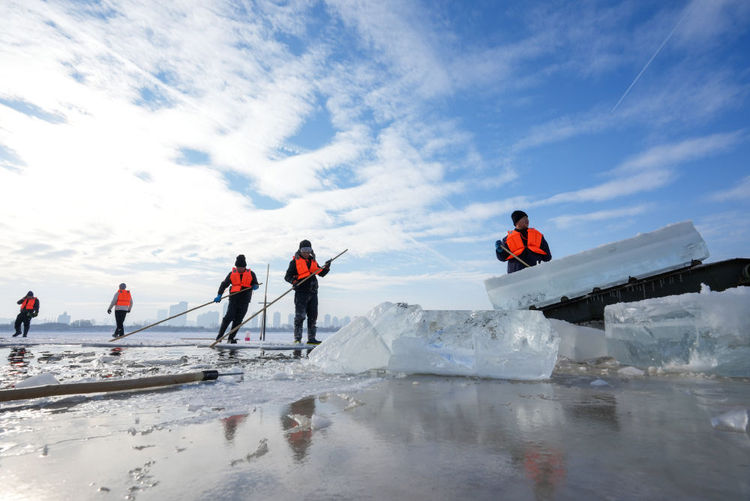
[261,264,269,342]
[211,249,348,348]
[498,243,531,268]
[111,284,258,342]
[0,370,242,403]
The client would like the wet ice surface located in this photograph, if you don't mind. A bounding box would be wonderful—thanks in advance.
[1,333,749,500]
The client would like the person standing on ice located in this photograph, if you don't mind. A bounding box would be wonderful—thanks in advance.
[496,210,551,274]
[284,240,331,345]
[107,283,132,338]
[214,254,259,344]
[13,291,39,337]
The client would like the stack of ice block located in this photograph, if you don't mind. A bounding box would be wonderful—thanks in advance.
[308,302,560,380]
[604,286,750,376]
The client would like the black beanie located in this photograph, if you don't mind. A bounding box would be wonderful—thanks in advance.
[511,210,528,226]
[27,290,33,297]
[299,239,312,250]
[235,254,247,267]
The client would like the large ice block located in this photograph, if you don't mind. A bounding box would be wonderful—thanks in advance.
[549,319,607,361]
[485,221,709,311]
[308,302,560,380]
[604,286,750,376]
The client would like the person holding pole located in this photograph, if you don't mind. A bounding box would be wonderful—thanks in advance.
[107,283,133,338]
[214,254,259,344]
[13,291,39,337]
[284,240,330,345]
[496,210,551,274]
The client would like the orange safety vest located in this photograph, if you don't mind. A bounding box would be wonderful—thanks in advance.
[505,228,547,260]
[294,256,320,280]
[116,290,132,306]
[229,267,253,292]
[21,297,36,311]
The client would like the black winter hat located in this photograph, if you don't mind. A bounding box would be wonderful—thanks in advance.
[511,210,528,226]
[299,239,312,250]
[27,291,33,297]
[235,254,247,267]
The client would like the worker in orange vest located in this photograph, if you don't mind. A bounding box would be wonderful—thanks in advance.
[107,283,133,338]
[496,210,552,274]
[13,291,39,337]
[284,240,331,344]
[213,254,259,343]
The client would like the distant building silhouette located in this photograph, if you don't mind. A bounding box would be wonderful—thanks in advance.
[342,316,351,326]
[273,311,280,328]
[332,316,340,328]
[197,310,219,328]
[57,311,71,325]
[324,314,331,328]
[287,313,294,327]
[250,316,259,329]
[168,302,188,327]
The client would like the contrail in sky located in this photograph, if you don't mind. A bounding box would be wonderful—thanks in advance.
[611,5,691,113]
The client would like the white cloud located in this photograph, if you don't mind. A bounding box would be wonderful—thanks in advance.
[708,175,750,202]
[550,204,652,229]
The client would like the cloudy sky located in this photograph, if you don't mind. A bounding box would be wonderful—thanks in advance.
[1,0,748,326]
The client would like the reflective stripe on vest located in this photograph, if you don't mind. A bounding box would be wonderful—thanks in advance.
[116,290,132,306]
[505,228,547,260]
[230,267,253,293]
[294,256,320,280]
[21,297,35,311]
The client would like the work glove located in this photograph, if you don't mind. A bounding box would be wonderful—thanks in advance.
[324,259,331,269]
[31,312,38,318]
[252,284,259,290]
[214,294,222,303]
[107,309,112,314]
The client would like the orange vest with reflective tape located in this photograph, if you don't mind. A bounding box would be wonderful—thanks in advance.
[21,297,36,311]
[505,228,547,260]
[116,290,132,306]
[230,267,253,292]
[294,256,320,280]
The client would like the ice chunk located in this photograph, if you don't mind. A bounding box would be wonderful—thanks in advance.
[617,366,645,377]
[309,302,560,380]
[549,319,607,361]
[605,286,750,376]
[485,221,709,310]
[710,409,749,433]
[15,373,60,388]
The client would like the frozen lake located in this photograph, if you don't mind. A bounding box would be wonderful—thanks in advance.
[1,331,749,500]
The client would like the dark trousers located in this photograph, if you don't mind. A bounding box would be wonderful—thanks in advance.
[217,300,249,341]
[294,291,318,341]
[114,310,128,337]
[14,312,32,336]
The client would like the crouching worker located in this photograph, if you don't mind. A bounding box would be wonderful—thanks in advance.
[214,254,259,343]
[13,291,39,337]
[107,283,132,338]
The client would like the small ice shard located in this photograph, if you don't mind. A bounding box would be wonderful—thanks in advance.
[590,379,609,387]
[485,222,709,310]
[15,373,60,388]
[617,366,645,377]
[605,287,750,376]
[710,409,749,433]
[309,302,559,380]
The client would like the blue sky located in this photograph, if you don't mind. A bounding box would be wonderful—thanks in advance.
[1,0,748,326]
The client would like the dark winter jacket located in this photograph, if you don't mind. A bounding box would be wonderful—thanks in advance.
[496,229,552,274]
[284,252,330,294]
[217,269,259,304]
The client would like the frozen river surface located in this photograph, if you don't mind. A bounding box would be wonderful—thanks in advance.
[0,331,749,500]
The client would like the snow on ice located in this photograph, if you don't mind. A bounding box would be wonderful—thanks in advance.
[605,286,750,376]
[485,221,709,311]
[308,302,559,380]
